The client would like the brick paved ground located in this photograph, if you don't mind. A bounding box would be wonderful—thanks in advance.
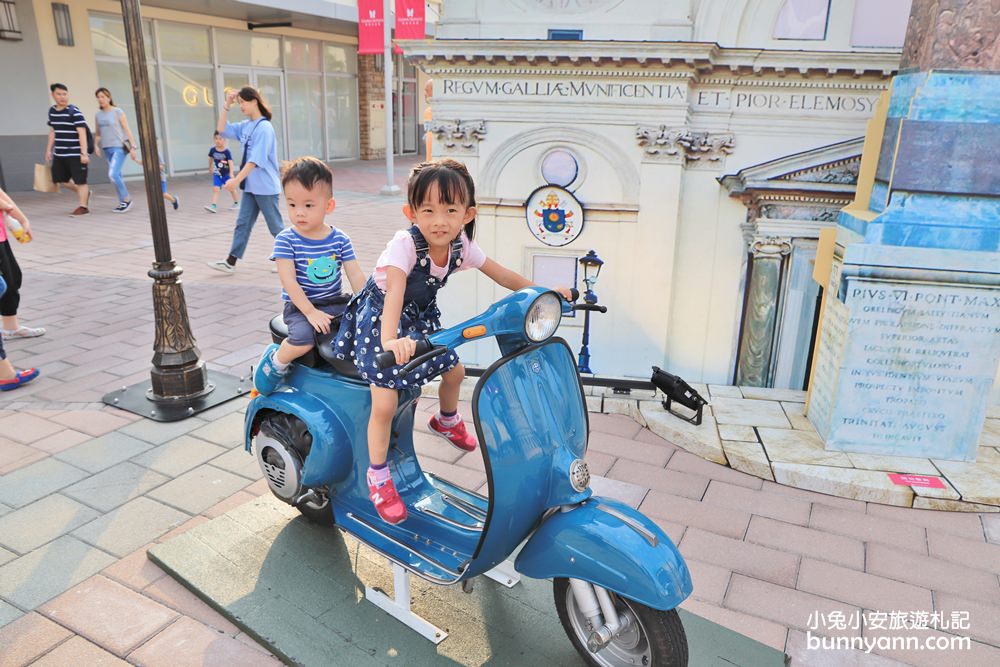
[0,158,998,666]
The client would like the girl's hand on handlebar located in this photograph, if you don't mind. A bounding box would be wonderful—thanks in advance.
[555,287,575,301]
[306,309,334,334]
[383,337,417,365]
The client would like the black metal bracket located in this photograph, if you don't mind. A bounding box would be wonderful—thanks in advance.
[661,395,704,426]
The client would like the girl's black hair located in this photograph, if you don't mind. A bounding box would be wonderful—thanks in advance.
[94,87,115,106]
[407,159,477,240]
[238,86,273,121]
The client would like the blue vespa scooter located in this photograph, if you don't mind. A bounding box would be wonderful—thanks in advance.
[244,287,692,666]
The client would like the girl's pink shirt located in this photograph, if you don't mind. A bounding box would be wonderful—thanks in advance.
[0,212,7,243]
[373,228,486,291]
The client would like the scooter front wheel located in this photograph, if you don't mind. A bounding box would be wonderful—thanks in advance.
[553,578,687,667]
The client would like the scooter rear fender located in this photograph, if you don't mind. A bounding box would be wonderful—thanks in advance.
[514,496,692,611]
[245,391,353,487]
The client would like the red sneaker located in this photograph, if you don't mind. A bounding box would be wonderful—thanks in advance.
[366,469,408,524]
[428,415,478,452]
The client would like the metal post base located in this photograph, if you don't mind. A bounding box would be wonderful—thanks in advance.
[102,371,249,422]
[483,560,521,588]
[365,561,447,644]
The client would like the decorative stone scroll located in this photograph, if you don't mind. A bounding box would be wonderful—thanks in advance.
[427,119,487,154]
[635,125,735,165]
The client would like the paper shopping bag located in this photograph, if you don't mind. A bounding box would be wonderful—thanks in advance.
[33,163,58,193]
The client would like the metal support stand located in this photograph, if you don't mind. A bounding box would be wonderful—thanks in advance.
[483,560,521,588]
[365,561,447,644]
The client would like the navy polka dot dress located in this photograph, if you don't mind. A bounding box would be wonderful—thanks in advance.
[332,227,464,389]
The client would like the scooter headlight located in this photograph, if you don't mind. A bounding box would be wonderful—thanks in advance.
[525,292,562,342]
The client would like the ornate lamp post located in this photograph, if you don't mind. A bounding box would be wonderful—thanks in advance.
[102,0,247,421]
[576,250,608,374]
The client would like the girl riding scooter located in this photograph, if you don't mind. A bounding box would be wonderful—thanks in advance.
[331,159,571,525]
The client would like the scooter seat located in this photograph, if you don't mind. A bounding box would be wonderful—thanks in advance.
[268,314,361,379]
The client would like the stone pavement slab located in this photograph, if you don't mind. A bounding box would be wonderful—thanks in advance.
[147,464,250,515]
[0,613,73,667]
[0,600,20,628]
[128,616,281,667]
[130,434,228,477]
[71,497,189,558]
[29,635,129,667]
[54,432,154,474]
[116,414,211,446]
[62,461,169,512]
[0,494,101,554]
[208,446,262,480]
[0,458,89,508]
[39,575,178,657]
[0,536,116,609]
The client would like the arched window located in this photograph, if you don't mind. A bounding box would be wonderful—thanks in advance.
[773,0,831,40]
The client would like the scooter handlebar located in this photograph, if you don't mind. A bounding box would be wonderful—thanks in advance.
[374,337,436,370]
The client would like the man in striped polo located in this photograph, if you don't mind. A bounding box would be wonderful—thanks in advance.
[45,83,91,217]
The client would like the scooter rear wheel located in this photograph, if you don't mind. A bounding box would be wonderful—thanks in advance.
[553,578,688,667]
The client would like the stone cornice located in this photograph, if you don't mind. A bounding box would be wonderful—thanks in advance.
[398,39,899,79]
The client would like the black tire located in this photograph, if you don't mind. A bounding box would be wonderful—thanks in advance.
[293,496,336,527]
[553,578,688,667]
[258,413,336,527]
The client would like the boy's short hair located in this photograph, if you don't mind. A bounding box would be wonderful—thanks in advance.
[213,131,221,138]
[50,83,68,92]
[281,156,333,193]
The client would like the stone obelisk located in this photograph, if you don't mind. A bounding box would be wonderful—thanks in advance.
[807,0,1000,461]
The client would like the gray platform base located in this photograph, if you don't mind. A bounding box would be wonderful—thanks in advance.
[147,496,787,666]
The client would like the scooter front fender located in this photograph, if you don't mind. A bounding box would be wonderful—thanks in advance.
[244,390,352,487]
[514,497,692,611]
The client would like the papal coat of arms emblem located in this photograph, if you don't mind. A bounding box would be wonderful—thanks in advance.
[525,185,584,247]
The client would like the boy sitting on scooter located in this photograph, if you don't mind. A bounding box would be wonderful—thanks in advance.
[253,157,366,394]
[330,159,573,525]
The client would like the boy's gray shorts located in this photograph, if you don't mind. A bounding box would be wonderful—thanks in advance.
[282,300,348,346]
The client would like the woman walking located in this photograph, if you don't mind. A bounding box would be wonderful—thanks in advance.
[93,87,139,213]
[208,86,283,274]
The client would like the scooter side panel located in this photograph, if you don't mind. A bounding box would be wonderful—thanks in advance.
[467,339,588,577]
[244,380,358,487]
[514,496,693,611]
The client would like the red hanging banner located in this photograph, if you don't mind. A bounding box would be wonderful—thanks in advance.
[357,0,384,55]
[395,0,426,41]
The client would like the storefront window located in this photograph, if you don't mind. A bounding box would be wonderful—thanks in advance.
[287,74,323,158]
[89,13,152,60]
[157,22,210,63]
[94,60,161,177]
[326,76,359,158]
[216,30,251,66]
[323,43,357,74]
[160,65,216,171]
[285,38,320,71]
[252,35,281,68]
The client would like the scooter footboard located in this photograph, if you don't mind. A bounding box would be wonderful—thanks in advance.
[514,497,692,610]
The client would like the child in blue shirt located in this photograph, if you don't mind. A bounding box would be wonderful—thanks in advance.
[205,132,238,213]
[254,157,365,393]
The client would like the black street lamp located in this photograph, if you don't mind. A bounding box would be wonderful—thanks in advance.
[102,0,247,421]
[576,250,607,374]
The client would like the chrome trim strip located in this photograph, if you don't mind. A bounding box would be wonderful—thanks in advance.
[346,512,467,581]
[426,472,488,501]
[440,492,488,520]
[418,506,483,532]
[594,502,659,547]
